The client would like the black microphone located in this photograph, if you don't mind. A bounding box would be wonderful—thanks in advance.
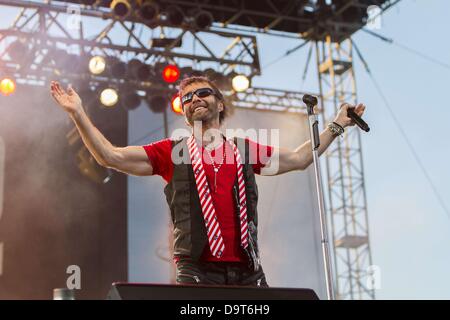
[302,94,318,107]
[347,107,370,132]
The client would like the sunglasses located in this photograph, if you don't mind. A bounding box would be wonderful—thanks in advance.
[181,87,216,106]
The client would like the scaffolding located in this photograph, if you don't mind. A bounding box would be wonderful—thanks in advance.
[315,36,375,299]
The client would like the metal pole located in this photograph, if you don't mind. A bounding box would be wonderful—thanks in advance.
[303,95,335,300]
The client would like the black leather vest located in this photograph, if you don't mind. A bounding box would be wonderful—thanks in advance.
[163,136,261,271]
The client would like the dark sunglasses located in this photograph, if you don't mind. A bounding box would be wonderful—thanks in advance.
[181,87,216,106]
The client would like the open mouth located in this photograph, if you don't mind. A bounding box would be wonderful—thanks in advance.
[193,105,207,112]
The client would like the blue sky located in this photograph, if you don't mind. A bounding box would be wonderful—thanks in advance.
[1,0,449,299]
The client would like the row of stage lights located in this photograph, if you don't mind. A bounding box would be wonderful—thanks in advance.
[79,0,214,30]
[1,55,251,116]
[85,55,250,113]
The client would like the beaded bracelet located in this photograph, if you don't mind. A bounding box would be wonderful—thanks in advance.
[327,122,345,137]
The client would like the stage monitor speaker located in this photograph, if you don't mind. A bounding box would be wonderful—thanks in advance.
[107,282,319,300]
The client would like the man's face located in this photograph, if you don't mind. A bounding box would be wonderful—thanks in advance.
[181,81,223,127]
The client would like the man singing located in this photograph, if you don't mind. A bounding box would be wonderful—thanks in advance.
[50,75,365,287]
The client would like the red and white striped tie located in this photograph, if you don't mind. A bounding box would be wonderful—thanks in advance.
[187,136,225,258]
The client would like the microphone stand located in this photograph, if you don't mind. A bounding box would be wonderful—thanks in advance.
[304,95,335,300]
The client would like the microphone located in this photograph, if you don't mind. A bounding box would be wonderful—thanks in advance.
[347,107,370,132]
[302,94,318,108]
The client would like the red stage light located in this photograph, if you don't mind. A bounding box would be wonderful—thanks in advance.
[162,64,180,83]
[171,94,183,115]
[0,78,16,96]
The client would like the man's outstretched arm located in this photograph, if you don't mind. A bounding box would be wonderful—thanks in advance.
[261,103,366,175]
[50,81,153,176]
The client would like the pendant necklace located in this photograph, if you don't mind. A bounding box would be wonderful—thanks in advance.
[204,144,226,192]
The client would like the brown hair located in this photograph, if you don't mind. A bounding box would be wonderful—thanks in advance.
[178,75,230,124]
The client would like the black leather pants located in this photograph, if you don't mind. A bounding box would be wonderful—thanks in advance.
[176,258,269,287]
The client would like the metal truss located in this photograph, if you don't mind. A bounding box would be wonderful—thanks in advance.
[0,1,317,114]
[47,0,400,42]
[232,87,317,113]
[0,0,260,91]
[315,36,375,300]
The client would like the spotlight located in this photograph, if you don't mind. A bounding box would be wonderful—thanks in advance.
[0,78,16,96]
[6,39,30,63]
[147,92,169,113]
[166,5,184,26]
[128,59,151,81]
[171,94,183,115]
[121,87,141,110]
[150,37,182,48]
[137,0,159,22]
[231,74,250,92]
[89,56,106,75]
[100,88,119,107]
[213,73,230,91]
[162,64,180,83]
[179,66,194,77]
[110,0,131,18]
[77,146,112,184]
[192,10,213,29]
[109,58,127,79]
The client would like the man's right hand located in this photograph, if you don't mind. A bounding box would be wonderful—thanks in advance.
[50,81,83,115]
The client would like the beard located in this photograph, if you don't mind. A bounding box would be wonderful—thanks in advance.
[186,100,219,126]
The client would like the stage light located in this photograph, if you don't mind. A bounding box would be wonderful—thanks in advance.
[100,88,119,107]
[150,37,182,48]
[77,146,112,184]
[137,0,159,22]
[6,39,30,63]
[89,56,106,75]
[231,74,250,92]
[171,94,183,115]
[147,92,169,113]
[128,59,151,81]
[0,78,16,96]
[214,73,230,91]
[166,5,184,26]
[180,66,194,77]
[162,64,180,83]
[193,10,213,29]
[110,0,131,18]
[121,88,141,110]
[110,58,127,78]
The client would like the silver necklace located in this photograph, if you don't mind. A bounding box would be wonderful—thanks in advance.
[204,144,226,192]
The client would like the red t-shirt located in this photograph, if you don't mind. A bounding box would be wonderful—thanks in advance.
[143,137,273,264]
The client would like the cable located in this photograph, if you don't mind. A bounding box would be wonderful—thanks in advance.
[352,39,450,219]
[362,28,450,71]
[300,41,313,91]
[263,40,310,70]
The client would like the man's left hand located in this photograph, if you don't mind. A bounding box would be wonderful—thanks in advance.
[333,103,366,128]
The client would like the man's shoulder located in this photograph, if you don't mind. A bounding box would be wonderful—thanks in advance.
[144,136,189,147]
